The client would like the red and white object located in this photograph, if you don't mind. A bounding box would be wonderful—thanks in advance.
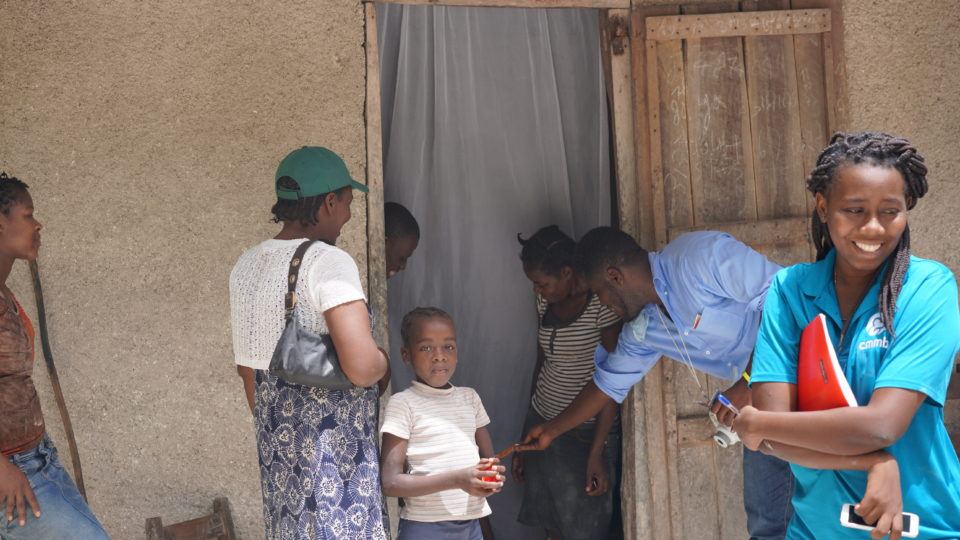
[797,314,858,411]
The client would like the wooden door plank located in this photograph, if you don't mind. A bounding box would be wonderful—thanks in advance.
[791,31,828,215]
[668,215,811,267]
[646,39,670,248]
[682,10,759,227]
[655,39,696,230]
[605,10,639,240]
[743,0,807,220]
[625,6,682,540]
[646,9,830,40]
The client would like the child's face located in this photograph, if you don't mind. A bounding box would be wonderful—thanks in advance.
[402,317,458,388]
[816,163,908,276]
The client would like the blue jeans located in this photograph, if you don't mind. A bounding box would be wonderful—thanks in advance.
[1,435,108,540]
[743,447,794,540]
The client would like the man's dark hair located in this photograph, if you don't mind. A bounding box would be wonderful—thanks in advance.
[807,131,928,336]
[270,176,349,226]
[385,202,420,240]
[517,225,575,277]
[0,172,30,215]
[400,306,454,348]
[574,226,648,279]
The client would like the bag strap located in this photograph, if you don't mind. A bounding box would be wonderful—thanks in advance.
[284,240,318,321]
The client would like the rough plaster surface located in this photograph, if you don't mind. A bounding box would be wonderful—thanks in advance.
[841,0,960,444]
[0,1,368,538]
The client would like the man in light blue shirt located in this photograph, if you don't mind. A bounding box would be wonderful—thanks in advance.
[521,227,788,540]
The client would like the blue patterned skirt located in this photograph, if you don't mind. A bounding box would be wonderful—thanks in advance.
[254,370,389,539]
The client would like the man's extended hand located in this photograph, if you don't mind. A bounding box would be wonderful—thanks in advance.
[518,423,556,451]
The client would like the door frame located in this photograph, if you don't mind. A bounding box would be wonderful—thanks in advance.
[362,2,849,538]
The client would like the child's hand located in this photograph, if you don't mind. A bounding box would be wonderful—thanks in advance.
[857,453,904,540]
[457,458,504,497]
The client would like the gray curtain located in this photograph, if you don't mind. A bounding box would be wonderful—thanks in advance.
[378,5,611,538]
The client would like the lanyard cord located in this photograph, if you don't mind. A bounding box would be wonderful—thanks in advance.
[654,304,710,404]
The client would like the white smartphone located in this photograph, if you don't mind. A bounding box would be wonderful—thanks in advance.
[840,503,918,538]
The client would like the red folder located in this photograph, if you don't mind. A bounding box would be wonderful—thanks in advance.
[797,314,858,411]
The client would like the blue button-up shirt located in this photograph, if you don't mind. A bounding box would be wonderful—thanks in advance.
[594,231,782,403]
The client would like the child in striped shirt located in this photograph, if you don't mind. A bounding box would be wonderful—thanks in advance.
[380,307,505,539]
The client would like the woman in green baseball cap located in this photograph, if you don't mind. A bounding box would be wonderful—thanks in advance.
[230,147,390,539]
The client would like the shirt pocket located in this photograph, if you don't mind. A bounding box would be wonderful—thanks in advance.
[693,306,745,348]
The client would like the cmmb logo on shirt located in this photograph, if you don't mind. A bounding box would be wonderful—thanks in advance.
[858,313,889,351]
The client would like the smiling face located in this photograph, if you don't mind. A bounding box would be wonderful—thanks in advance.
[816,163,909,277]
[401,316,458,388]
[0,192,42,261]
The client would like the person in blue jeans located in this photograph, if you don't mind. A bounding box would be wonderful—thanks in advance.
[521,226,794,539]
[0,172,108,539]
[734,132,960,539]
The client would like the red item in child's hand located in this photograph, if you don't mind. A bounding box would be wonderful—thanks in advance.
[482,463,497,483]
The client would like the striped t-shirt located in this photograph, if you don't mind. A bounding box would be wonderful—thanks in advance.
[532,294,620,422]
[381,381,492,522]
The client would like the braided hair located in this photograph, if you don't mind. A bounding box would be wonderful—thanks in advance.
[806,131,929,335]
[0,172,30,215]
[517,225,576,277]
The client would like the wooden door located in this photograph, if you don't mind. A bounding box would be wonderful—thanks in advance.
[628,2,838,538]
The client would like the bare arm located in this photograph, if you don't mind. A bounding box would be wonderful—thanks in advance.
[476,426,495,459]
[325,300,389,388]
[237,365,256,414]
[589,322,622,453]
[746,382,925,456]
[520,380,614,450]
[380,433,501,498]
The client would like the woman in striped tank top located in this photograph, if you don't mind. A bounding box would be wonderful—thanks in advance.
[513,225,622,540]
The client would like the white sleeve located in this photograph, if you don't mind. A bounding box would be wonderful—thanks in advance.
[380,394,412,439]
[304,247,367,313]
[471,389,491,428]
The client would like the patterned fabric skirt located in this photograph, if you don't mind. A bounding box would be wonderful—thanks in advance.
[254,370,389,539]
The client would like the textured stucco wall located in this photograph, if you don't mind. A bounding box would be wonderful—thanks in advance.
[0,2,368,538]
[841,0,960,441]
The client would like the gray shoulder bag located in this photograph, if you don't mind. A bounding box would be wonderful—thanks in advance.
[268,240,354,389]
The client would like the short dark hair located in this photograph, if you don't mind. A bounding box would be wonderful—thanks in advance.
[400,306,454,347]
[0,172,30,215]
[517,225,575,277]
[385,202,420,240]
[574,227,647,279]
[271,176,350,226]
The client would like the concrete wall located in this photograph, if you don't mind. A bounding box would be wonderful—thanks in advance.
[0,1,369,538]
[841,0,960,441]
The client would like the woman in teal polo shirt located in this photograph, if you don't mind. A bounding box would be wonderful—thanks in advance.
[732,132,960,539]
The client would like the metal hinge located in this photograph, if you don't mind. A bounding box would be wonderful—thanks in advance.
[609,15,629,56]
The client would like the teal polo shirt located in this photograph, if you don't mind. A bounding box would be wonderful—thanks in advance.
[752,249,960,539]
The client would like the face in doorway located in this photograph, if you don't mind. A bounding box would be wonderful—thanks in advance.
[386,234,418,278]
[816,164,909,277]
[523,265,574,304]
[402,316,458,389]
[0,192,42,261]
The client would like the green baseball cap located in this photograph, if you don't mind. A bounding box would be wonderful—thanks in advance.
[275,146,369,200]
